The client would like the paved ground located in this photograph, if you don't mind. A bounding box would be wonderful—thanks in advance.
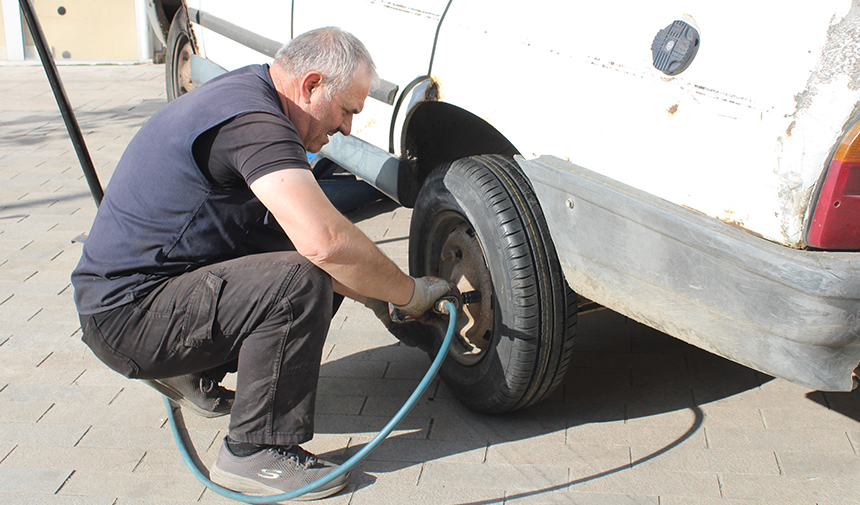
[1,63,859,505]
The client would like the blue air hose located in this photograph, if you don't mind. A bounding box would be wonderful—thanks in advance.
[164,300,458,503]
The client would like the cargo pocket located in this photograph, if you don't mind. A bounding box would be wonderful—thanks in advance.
[80,313,141,379]
[180,271,224,348]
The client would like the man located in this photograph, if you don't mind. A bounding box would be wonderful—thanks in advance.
[72,27,451,500]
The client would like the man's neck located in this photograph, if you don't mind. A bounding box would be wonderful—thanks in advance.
[268,64,300,121]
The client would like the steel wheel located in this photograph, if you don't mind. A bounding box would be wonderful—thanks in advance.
[166,7,195,101]
[407,155,577,413]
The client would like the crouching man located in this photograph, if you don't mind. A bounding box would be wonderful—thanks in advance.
[72,26,451,500]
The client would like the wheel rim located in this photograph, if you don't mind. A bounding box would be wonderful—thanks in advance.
[171,34,195,97]
[431,213,494,365]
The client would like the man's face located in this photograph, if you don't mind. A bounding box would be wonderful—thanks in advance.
[304,64,372,153]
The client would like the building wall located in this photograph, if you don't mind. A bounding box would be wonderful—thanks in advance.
[0,1,7,60]
[2,0,150,61]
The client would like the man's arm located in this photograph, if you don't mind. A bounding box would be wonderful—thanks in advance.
[250,167,415,305]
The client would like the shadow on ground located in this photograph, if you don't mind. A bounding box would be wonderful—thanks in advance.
[310,306,773,501]
[807,388,860,424]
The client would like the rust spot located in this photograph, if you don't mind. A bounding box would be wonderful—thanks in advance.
[667,104,679,116]
[786,120,796,137]
[424,77,441,101]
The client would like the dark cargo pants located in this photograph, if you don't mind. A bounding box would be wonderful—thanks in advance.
[79,251,333,446]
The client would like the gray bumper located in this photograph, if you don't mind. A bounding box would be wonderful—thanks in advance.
[518,155,860,391]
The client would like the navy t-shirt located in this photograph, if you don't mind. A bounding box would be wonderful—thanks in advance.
[194,112,308,187]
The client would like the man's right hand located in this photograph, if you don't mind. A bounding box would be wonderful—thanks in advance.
[364,298,434,352]
[394,277,455,318]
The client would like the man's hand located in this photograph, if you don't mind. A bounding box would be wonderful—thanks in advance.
[394,277,455,318]
[364,298,434,352]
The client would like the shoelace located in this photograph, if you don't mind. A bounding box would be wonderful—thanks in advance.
[198,376,228,408]
[273,445,319,469]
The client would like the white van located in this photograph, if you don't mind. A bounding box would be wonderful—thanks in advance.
[146,1,860,413]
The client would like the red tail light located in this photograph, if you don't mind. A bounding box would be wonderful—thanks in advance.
[806,120,860,250]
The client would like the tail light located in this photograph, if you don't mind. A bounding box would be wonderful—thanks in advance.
[806,120,860,250]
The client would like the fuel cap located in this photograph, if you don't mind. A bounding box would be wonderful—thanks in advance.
[652,20,699,76]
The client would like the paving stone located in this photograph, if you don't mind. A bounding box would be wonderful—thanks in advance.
[720,473,860,503]
[0,467,73,494]
[351,458,424,487]
[696,401,767,429]
[129,448,207,476]
[318,376,430,399]
[82,423,220,453]
[421,461,570,491]
[315,413,429,440]
[1,444,144,473]
[514,491,660,505]
[776,450,860,478]
[348,483,504,505]
[36,399,168,428]
[569,466,721,498]
[0,383,119,405]
[0,443,13,461]
[630,446,780,474]
[0,493,114,505]
[325,342,413,363]
[0,346,52,368]
[488,439,630,471]
[356,437,487,464]
[322,328,397,352]
[660,498,794,505]
[0,422,89,446]
[0,401,53,423]
[57,469,205,502]
[361,394,471,419]
[315,393,366,416]
[761,404,860,431]
[566,418,708,449]
[430,411,567,443]
[705,426,855,454]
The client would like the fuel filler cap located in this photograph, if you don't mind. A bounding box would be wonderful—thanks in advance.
[652,20,699,76]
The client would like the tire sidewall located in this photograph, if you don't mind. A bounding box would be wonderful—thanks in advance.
[410,160,537,412]
[165,7,190,102]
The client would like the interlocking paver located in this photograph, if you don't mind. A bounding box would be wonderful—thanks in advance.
[0,467,74,494]
[1,62,860,505]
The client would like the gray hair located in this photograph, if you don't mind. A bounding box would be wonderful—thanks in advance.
[274,27,377,97]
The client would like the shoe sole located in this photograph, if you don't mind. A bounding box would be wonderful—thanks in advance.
[143,379,230,418]
[210,463,349,501]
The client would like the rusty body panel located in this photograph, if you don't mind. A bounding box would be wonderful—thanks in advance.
[151,0,860,391]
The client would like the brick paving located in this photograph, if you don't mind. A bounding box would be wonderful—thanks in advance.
[1,63,859,505]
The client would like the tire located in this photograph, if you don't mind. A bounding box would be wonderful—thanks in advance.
[166,6,195,101]
[408,155,577,413]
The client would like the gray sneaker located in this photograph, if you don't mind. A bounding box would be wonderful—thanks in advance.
[210,439,349,501]
[142,372,234,418]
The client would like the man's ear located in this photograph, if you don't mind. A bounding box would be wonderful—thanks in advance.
[299,71,324,104]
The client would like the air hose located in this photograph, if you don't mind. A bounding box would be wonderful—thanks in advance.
[164,299,459,503]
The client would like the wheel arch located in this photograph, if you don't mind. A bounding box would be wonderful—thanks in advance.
[146,0,186,45]
[398,100,519,207]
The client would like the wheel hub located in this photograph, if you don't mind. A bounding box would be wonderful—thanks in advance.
[438,223,493,364]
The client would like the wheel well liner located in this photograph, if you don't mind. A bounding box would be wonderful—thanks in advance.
[399,101,518,207]
[149,0,185,43]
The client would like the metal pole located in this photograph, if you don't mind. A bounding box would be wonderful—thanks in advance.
[18,0,103,207]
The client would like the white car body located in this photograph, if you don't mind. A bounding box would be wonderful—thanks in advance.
[147,0,860,394]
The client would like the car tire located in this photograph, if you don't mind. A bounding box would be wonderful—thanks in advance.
[407,154,577,413]
[166,6,195,101]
